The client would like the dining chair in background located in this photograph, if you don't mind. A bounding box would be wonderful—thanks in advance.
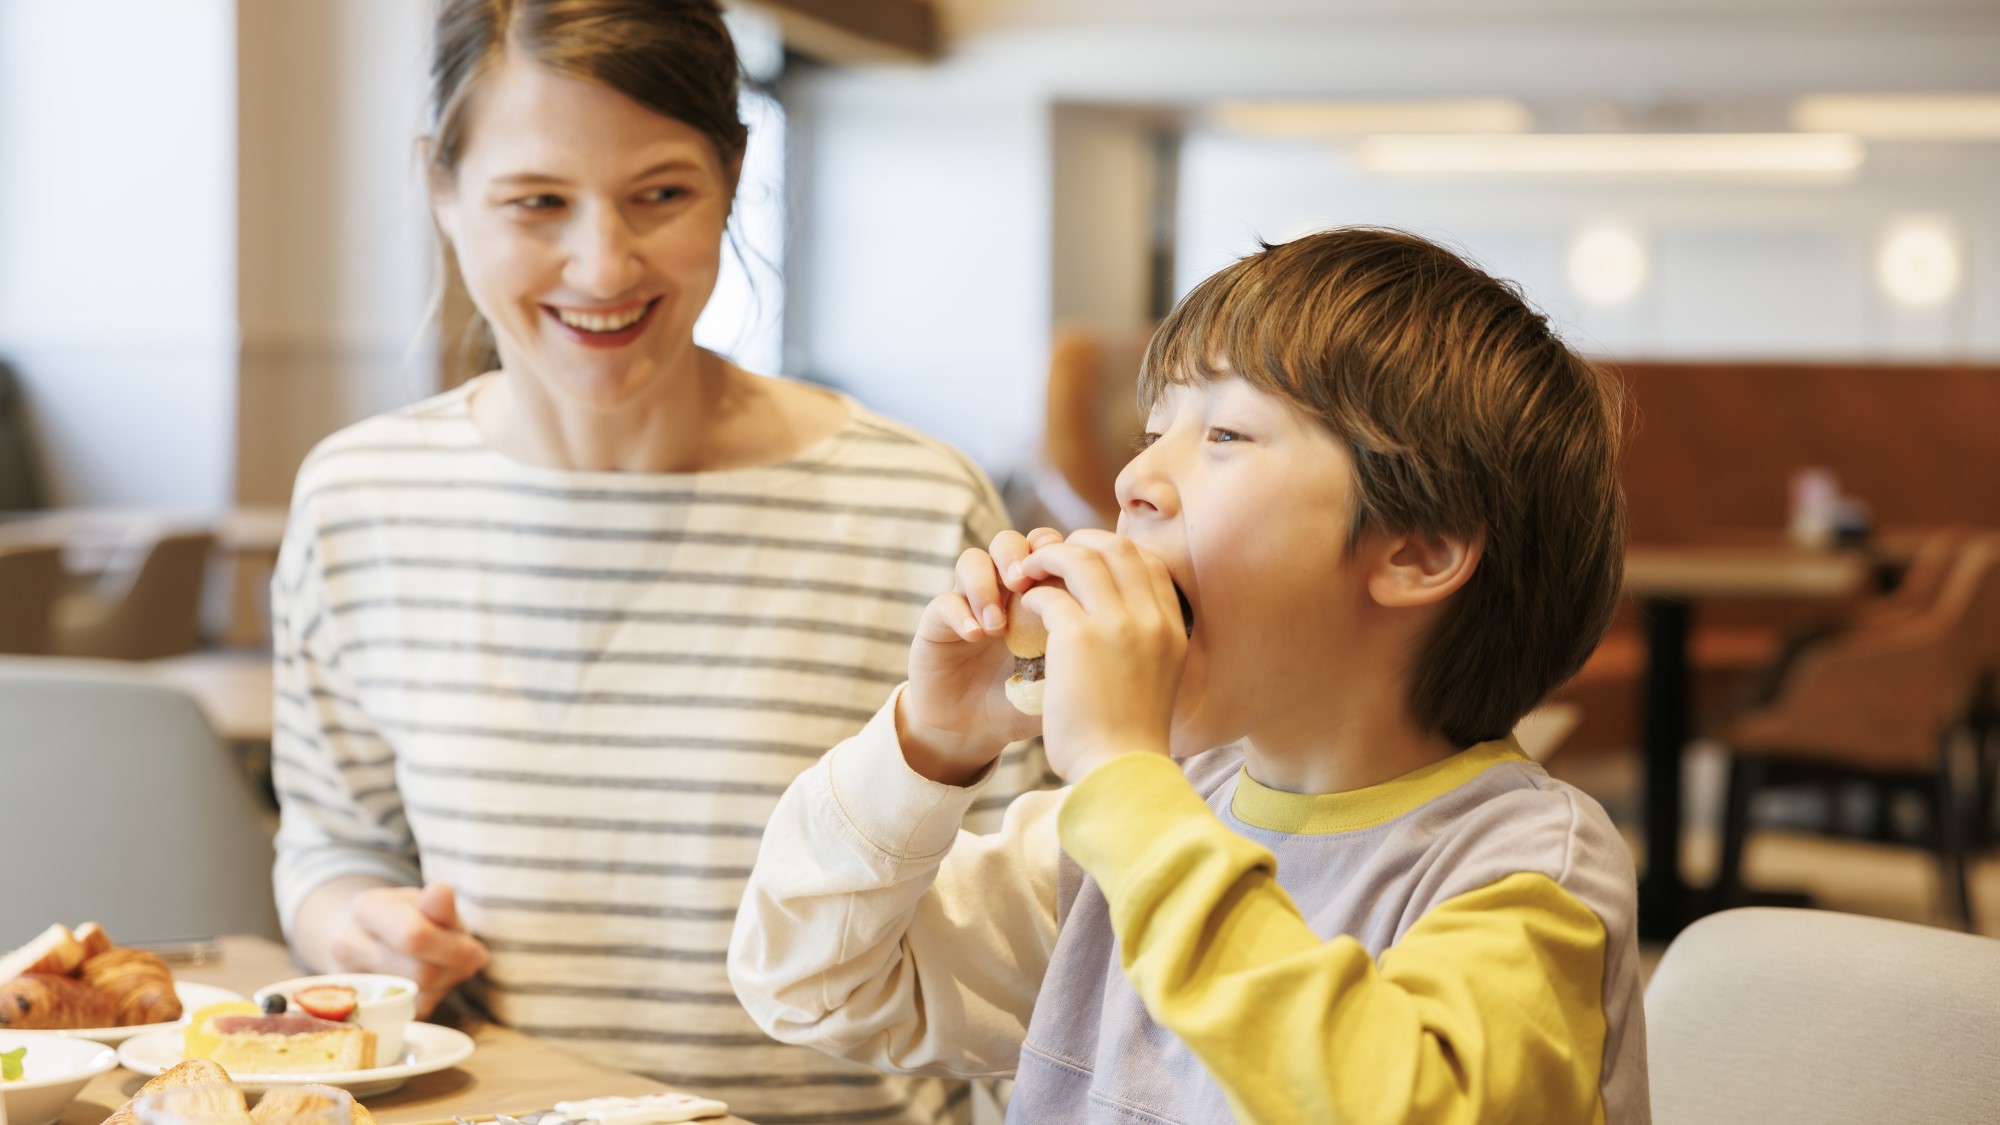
[1714,536,2000,929]
[1646,907,2000,1125]
[52,529,214,660]
[0,656,280,943]
[0,542,62,654]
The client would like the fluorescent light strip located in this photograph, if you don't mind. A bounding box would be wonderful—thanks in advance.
[1209,98,1533,137]
[1793,94,2000,141]
[1353,133,1866,177]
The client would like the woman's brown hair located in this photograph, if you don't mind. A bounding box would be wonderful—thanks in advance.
[1140,228,1629,747]
[427,0,747,183]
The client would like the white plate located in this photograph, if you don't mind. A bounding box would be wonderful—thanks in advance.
[118,1021,476,1098]
[50,982,246,1045]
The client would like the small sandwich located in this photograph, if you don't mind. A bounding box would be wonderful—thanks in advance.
[1003,588,1052,716]
[1001,579,1194,716]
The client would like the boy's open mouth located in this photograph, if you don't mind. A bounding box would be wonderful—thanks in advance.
[1176,582,1194,638]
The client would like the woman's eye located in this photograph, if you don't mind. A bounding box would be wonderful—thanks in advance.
[511,194,565,212]
[641,186,689,204]
[1132,431,1161,452]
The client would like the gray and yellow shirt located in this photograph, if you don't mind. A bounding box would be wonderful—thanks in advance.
[731,689,1651,1124]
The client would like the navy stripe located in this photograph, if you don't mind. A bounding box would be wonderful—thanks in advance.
[349,678,878,723]
[404,804,767,837]
[298,478,965,524]
[318,516,960,567]
[320,556,930,606]
[326,596,914,644]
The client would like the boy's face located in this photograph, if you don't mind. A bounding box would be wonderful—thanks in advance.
[1118,376,1368,756]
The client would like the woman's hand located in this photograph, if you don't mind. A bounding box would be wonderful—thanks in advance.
[324,882,490,1018]
[1016,530,1187,782]
[899,527,1063,785]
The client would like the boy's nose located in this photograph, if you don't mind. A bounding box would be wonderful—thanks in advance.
[1115,448,1178,521]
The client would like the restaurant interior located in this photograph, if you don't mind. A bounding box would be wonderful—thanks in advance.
[3,0,1999,1122]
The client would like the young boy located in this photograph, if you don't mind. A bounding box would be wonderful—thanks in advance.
[728,229,1647,1124]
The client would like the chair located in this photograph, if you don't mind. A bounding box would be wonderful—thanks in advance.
[1646,907,2000,1125]
[0,656,279,942]
[1715,536,2000,929]
[1035,325,1154,531]
[0,542,62,654]
[52,530,214,660]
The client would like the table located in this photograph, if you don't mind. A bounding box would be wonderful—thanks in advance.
[1623,545,1872,941]
[0,507,288,648]
[61,936,755,1125]
[147,651,275,745]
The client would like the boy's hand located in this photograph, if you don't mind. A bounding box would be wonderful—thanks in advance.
[1016,530,1187,781]
[900,527,1063,785]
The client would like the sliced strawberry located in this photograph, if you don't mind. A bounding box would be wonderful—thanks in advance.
[293,983,358,1021]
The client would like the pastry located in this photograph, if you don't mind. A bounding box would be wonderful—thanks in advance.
[81,947,183,1026]
[0,971,119,1029]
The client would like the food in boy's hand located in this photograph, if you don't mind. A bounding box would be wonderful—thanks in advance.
[0,922,186,1030]
[0,972,120,1029]
[1,1044,24,1081]
[1003,589,1050,716]
[293,984,358,1022]
[81,947,183,1026]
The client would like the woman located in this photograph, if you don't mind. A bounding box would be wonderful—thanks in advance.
[269,3,1047,1122]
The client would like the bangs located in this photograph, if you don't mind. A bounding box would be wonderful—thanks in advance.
[1136,245,1323,418]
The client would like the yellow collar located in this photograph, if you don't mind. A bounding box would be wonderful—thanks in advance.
[1229,738,1529,835]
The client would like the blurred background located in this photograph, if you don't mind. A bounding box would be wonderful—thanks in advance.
[3,0,1999,946]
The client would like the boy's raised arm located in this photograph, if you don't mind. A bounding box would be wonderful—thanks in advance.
[1062,753,1615,1125]
[728,686,1065,1078]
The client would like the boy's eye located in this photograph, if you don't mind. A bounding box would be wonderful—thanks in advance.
[1207,428,1246,444]
[1132,431,1161,452]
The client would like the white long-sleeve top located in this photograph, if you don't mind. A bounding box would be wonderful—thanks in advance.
[270,376,1052,1125]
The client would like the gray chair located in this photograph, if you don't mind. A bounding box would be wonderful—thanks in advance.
[53,530,214,660]
[0,543,62,654]
[0,656,279,945]
[1646,907,2000,1124]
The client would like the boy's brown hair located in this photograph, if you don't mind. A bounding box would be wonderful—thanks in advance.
[1140,228,1627,747]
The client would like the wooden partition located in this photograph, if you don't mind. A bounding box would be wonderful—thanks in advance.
[1559,361,2000,754]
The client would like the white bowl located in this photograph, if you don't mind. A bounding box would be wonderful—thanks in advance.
[251,974,418,1066]
[0,1030,120,1125]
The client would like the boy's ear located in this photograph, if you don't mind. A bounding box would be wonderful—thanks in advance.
[1366,529,1484,610]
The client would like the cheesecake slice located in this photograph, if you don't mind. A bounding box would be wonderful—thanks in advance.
[190,1013,377,1073]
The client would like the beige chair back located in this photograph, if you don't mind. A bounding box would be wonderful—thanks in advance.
[1042,325,1155,530]
[0,543,62,654]
[54,530,213,660]
[0,656,279,942]
[1647,907,2000,1124]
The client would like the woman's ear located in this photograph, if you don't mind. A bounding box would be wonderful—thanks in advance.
[1366,528,1484,609]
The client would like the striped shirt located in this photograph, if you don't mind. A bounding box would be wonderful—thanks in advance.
[271,376,1052,1125]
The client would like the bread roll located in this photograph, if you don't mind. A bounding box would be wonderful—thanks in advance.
[101,1058,247,1125]
[0,923,85,983]
[82,946,182,1026]
[0,971,118,1029]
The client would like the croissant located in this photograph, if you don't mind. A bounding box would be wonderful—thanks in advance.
[81,947,183,1026]
[0,971,119,1029]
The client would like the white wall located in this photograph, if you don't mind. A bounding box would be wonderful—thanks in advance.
[1175,132,2000,361]
[0,0,240,508]
[781,68,1050,473]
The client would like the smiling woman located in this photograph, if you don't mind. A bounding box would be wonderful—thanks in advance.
[264,4,1050,1124]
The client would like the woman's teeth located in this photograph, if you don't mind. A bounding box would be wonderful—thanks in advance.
[555,304,648,333]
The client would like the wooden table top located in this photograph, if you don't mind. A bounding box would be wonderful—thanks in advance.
[1623,544,1873,601]
[146,651,275,744]
[61,936,754,1125]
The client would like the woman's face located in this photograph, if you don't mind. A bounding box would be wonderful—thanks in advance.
[433,55,739,409]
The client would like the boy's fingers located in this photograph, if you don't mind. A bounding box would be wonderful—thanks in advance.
[954,548,1007,633]
[1018,543,1120,615]
[1018,582,1086,635]
[1063,531,1164,619]
[919,591,985,643]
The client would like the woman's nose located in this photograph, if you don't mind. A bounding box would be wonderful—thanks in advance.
[564,203,643,297]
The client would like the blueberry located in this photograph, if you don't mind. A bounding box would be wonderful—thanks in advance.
[261,993,288,1015]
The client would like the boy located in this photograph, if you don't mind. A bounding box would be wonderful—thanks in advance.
[728,229,1647,1124]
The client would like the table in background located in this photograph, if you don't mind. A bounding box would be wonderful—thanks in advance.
[61,936,756,1125]
[1623,545,1872,941]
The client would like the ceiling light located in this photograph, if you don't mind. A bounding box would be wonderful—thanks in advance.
[1353,133,1865,178]
[1209,99,1533,137]
[1567,225,1648,306]
[1877,218,1962,307]
[1792,94,2000,141]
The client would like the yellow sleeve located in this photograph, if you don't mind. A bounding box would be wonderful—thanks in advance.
[1057,753,1610,1125]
